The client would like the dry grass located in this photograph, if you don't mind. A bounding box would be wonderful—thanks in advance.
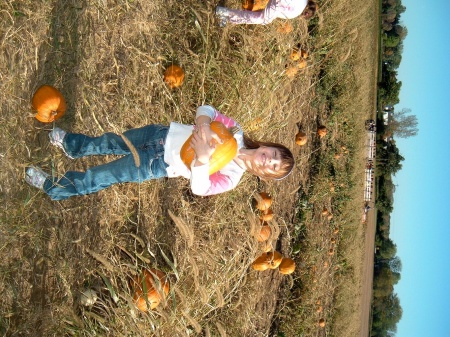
[0,0,378,336]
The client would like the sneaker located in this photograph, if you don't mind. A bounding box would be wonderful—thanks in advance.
[25,166,49,190]
[49,127,73,159]
[215,7,229,27]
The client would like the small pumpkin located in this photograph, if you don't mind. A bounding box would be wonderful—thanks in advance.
[278,257,296,275]
[252,254,271,271]
[251,0,269,11]
[300,49,308,59]
[298,59,308,69]
[317,126,327,138]
[180,121,238,175]
[256,224,271,242]
[255,192,272,211]
[260,209,273,222]
[295,131,307,146]
[32,85,66,123]
[318,318,326,328]
[321,207,329,216]
[260,241,273,252]
[277,22,293,34]
[163,65,185,89]
[285,66,298,78]
[290,49,301,61]
[267,251,283,269]
[130,268,170,312]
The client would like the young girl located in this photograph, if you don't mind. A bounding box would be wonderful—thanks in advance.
[25,105,294,200]
[216,0,317,27]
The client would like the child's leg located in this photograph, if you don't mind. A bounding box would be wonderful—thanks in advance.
[43,151,168,200]
[43,125,169,200]
[63,124,168,158]
[63,132,130,158]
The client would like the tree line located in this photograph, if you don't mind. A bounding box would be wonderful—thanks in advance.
[370,0,418,335]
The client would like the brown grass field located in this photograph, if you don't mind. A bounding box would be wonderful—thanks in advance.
[0,0,379,336]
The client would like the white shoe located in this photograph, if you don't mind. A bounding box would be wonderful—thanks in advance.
[215,7,229,27]
[49,127,73,159]
[25,166,49,190]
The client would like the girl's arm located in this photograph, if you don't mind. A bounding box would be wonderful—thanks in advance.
[190,105,244,195]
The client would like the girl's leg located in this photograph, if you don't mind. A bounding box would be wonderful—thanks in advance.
[62,124,168,158]
[43,125,169,200]
[43,147,168,200]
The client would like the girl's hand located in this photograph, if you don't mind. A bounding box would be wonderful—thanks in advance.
[196,123,223,147]
[190,126,217,165]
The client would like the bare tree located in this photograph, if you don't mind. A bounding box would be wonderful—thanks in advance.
[388,108,419,138]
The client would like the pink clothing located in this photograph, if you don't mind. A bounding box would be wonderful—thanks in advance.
[163,105,245,196]
[216,0,307,25]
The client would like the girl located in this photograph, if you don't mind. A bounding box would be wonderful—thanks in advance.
[215,0,317,27]
[25,105,294,200]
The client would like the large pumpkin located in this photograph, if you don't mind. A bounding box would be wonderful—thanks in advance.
[130,268,170,312]
[278,257,296,275]
[180,121,238,175]
[163,65,185,89]
[32,85,66,123]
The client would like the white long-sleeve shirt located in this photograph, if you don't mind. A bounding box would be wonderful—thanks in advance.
[163,105,245,196]
[216,0,308,25]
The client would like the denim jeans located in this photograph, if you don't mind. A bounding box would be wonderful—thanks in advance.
[43,125,169,200]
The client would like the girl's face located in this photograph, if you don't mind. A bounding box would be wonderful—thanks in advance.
[252,146,282,175]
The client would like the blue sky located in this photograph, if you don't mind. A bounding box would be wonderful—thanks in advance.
[389,0,450,336]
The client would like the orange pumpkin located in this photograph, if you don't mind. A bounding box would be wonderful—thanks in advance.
[130,268,170,312]
[252,254,271,271]
[319,318,326,328]
[300,49,308,59]
[260,209,273,222]
[317,126,327,138]
[295,131,307,146]
[255,192,272,211]
[277,22,293,34]
[242,0,270,11]
[290,49,301,61]
[298,59,308,69]
[180,121,238,175]
[163,65,185,89]
[32,85,66,123]
[256,225,271,242]
[267,251,283,269]
[285,66,299,78]
[278,257,296,275]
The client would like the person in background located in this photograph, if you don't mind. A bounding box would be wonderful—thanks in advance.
[215,0,317,27]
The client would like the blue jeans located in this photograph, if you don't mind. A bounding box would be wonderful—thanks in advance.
[43,125,169,200]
